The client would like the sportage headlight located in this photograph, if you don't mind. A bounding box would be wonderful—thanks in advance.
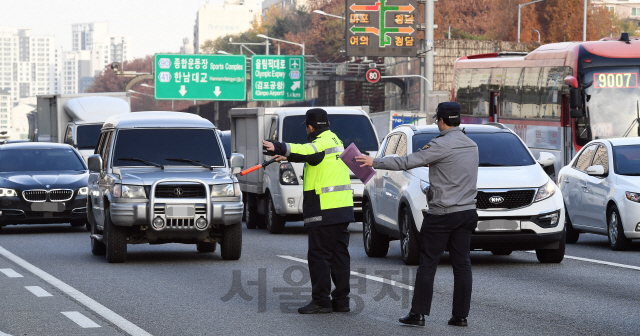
[78,187,88,195]
[0,188,17,197]
[211,183,240,197]
[625,191,640,203]
[114,184,147,199]
[420,180,430,195]
[534,180,556,202]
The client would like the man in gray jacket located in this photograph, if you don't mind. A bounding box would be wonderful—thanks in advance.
[356,102,479,327]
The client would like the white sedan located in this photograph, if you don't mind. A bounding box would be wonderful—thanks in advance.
[558,138,640,250]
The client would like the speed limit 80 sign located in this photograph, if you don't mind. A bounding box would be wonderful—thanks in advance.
[366,68,381,83]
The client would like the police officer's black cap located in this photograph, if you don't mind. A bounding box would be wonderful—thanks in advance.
[302,108,330,127]
[434,102,461,121]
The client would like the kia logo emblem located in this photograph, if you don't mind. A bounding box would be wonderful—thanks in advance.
[489,196,505,204]
[174,188,184,196]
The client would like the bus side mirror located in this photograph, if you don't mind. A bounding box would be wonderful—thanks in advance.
[570,109,585,118]
[569,88,583,109]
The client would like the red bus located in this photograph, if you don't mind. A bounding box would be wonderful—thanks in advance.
[451,33,640,178]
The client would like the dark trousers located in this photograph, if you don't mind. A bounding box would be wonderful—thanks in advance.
[411,209,478,317]
[307,222,351,308]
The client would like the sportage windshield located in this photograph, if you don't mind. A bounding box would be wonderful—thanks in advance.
[282,115,379,152]
[413,132,535,166]
[0,148,86,172]
[613,145,640,175]
[579,66,640,145]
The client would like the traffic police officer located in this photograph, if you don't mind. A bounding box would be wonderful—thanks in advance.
[262,108,354,314]
[356,102,479,327]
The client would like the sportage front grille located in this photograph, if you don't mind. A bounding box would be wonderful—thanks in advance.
[476,190,536,209]
[155,184,207,198]
[23,189,73,202]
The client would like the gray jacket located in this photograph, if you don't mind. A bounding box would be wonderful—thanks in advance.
[373,127,479,215]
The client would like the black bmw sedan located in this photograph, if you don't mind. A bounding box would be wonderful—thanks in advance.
[0,143,89,230]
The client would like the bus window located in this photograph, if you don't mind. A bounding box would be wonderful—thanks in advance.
[539,67,566,120]
[501,67,523,118]
[455,69,472,114]
[469,69,491,117]
[490,68,504,92]
[521,67,542,119]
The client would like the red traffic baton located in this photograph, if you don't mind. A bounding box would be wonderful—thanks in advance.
[238,157,278,176]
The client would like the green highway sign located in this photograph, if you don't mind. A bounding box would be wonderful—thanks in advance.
[251,55,304,101]
[154,54,247,100]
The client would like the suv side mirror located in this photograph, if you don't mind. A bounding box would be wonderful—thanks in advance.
[537,152,556,167]
[586,165,605,176]
[87,154,102,172]
[229,153,244,175]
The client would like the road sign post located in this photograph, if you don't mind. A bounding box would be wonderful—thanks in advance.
[154,54,247,101]
[251,55,305,101]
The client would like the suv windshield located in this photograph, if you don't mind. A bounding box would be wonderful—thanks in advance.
[613,145,640,175]
[76,124,103,150]
[0,148,85,172]
[413,132,535,166]
[112,129,224,167]
[282,114,379,151]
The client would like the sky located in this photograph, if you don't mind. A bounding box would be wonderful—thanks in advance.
[0,0,229,59]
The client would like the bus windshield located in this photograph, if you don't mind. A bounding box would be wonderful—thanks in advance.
[581,66,640,141]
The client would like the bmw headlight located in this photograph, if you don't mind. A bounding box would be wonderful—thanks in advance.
[114,184,147,199]
[78,187,88,196]
[0,188,17,197]
[420,180,430,195]
[211,183,240,197]
[534,180,556,202]
[625,191,640,203]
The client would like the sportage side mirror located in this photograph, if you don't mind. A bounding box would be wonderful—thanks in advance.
[537,152,556,167]
[229,153,244,175]
[87,154,102,172]
[586,165,605,176]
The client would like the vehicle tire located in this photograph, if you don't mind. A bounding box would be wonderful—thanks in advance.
[104,206,127,263]
[221,222,242,260]
[536,229,565,263]
[88,199,106,256]
[607,205,631,251]
[266,195,286,234]
[85,223,91,232]
[245,194,263,229]
[400,206,420,265]
[565,208,580,244]
[362,201,389,258]
[491,249,513,256]
[196,241,217,253]
[241,193,247,222]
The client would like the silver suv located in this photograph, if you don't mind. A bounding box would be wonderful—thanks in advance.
[87,112,245,263]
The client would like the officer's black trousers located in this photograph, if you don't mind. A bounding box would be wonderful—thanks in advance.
[307,222,351,308]
[411,209,478,317]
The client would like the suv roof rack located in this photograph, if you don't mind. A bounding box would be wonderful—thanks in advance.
[482,122,508,129]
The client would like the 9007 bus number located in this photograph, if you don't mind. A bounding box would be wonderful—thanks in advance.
[594,73,638,89]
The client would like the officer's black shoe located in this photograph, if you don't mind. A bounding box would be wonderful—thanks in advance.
[448,316,468,327]
[298,302,333,314]
[332,302,350,312]
[399,311,425,326]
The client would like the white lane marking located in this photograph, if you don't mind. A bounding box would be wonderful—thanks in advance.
[0,331,13,336]
[524,251,640,271]
[0,246,152,336]
[61,311,101,328]
[0,268,23,278]
[25,286,53,297]
[278,255,414,291]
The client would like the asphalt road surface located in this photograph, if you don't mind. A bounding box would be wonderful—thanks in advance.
[0,221,639,336]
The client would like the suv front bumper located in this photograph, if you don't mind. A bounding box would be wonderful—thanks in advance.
[110,200,243,227]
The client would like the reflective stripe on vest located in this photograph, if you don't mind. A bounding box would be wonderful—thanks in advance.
[304,216,323,224]
[324,146,344,154]
[320,184,352,194]
[308,143,318,153]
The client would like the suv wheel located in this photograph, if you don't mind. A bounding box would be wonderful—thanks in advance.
[608,205,631,251]
[267,195,286,234]
[197,241,217,253]
[362,201,389,258]
[565,208,580,244]
[400,206,420,265]
[536,229,565,263]
[221,222,242,260]
[88,199,106,256]
[104,206,127,263]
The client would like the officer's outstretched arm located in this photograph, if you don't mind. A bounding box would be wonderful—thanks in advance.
[286,141,330,156]
[287,152,325,166]
[373,140,446,171]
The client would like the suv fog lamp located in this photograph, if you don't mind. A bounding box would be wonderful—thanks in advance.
[534,180,556,202]
[538,211,559,227]
[195,216,208,229]
[287,198,295,208]
[152,216,165,230]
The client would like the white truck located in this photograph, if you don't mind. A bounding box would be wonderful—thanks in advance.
[230,106,380,233]
[35,93,131,161]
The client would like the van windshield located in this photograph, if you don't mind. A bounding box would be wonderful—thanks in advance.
[112,129,225,167]
[76,124,103,150]
[282,115,379,151]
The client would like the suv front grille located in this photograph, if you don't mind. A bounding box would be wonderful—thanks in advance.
[23,189,73,202]
[476,190,536,209]
[155,184,207,198]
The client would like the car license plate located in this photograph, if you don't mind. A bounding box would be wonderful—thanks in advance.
[31,202,64,212]
[165,205,195,218]
[476,220,520,232]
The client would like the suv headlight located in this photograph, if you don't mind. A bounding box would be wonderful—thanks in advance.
[420,180,430,195]
[211,183,240,197]
[534,180,556,202]
[78,187,88,195]
[114,184,147,199]
[0,188,17,197]
[625,191,640,203]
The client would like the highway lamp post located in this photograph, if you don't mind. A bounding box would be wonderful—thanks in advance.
[256,34,305,56]
[532,28,541,43]
[312,10,344,20]
[518,0,545,43]
[583,0,587,41]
